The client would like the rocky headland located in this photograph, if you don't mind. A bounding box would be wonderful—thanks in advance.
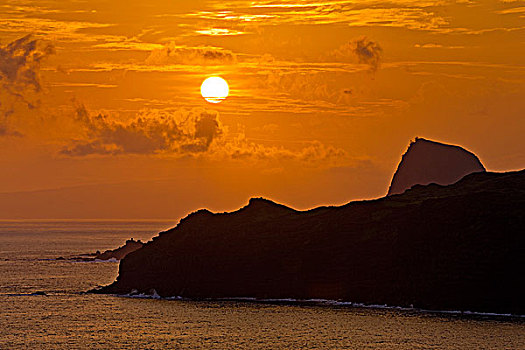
[93,138,524,315]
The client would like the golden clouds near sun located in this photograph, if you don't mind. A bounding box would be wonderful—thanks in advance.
[201,76,229,103]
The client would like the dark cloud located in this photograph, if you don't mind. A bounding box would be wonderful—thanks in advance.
[60,104,348,166]
[0,118,22,137]
[60,105,225,156]
[146,43,236,65]
[333,37,382,72]
[0,35,54,95]
[0,35,54,135]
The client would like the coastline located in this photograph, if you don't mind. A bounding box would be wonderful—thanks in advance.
[111,291,525,321]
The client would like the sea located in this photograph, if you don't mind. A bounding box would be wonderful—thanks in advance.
[0,221,524,349]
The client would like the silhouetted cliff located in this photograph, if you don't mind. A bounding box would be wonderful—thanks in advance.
[388,138,485,195]
[96,170,525,314]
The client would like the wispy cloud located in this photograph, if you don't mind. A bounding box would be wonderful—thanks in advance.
[496,6,525,14]
[91,41,165,52]
[0,35,54,136]
[0,35,54,93]
[414,43,466,49]
[145,43,237,65]
[192,1,449,31]
[195,28,246,36]
[50,82,118,88]
[0,113,22,137]
[0,17,111,41]
[332,37,382,72]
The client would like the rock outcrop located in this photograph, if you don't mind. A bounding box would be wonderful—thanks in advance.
[94,169,525,315]
[387,138,485,196]
[64,238,144,261]
[95,238,144,261]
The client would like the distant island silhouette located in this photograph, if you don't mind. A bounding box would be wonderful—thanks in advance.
[93,138,524,315]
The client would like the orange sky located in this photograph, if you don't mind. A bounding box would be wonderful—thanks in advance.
[0,0,524,219]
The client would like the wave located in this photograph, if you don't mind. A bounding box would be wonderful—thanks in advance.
[113,293,525,319]
[70,258,119,263]
[6,291,47,297]
[34,258,119,263]
[118,289,164,300]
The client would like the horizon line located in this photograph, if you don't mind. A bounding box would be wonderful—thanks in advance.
[0,218,180,222]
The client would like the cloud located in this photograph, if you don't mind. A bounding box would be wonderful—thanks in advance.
[0,114,22,137]
[61,105,225,156]
[266,71,336,102]
[198,2,449,32]
[496,6,525,14]
[0,35,54,136]
[217,135,347,166]
[195,28,246,36]
[60,104,348,166]
[414,43,465,49]
[145,43,236,65]
[333,37,382,72]
[0,35,55,94]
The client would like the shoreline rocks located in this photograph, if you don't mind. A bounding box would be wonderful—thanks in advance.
[61,238,144,262]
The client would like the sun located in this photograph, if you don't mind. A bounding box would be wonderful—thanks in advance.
[200,76,229,103]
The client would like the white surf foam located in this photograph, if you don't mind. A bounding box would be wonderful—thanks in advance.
[115,293,525,318]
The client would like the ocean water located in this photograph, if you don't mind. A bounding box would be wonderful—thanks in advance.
[0,221,524,349]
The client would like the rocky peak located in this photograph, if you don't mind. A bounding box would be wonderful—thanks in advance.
[387,137,486,196]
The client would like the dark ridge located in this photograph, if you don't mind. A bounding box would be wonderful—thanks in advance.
[93,169,525,315]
